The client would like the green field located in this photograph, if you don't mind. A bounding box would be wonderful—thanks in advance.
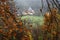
[21,15,44,26]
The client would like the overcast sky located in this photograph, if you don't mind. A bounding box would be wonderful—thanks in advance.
[14,0,60,10]
[14,0,48,15]
[14,0,47,9]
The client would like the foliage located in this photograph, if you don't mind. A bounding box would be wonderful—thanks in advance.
[0,0,60,40]
[42,8,60,40]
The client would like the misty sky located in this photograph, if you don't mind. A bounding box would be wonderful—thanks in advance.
[14,0,41,7]
[14,0,47,9]
[14,0,60,11]
[14,0,48,15]
[14,0,58,15]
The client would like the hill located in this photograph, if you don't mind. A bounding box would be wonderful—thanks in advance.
[20,15,44,26]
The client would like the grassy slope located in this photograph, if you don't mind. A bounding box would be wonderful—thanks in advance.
[21,15,44,26]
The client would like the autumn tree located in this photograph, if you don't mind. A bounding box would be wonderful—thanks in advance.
[42,8,60,40]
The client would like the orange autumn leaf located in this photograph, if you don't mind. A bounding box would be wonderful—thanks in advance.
[23,27,27,31]
[44,12,51,21]
[10,29,12,32]
[19,22,23,26]
[14,33,16,36]
[0,29,3,33]
[52,31,57,35]
[4,26,8,28]
[0,0,6,2]
[42,25,48,31]
[16,27,18,29]
[19,28,23,32]
[13,23,16,26]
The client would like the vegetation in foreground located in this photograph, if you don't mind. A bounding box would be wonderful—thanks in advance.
[0,0,60,40]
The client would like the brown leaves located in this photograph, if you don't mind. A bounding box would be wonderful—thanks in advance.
[19,28,23,32]
[44,12,51,20]
[0,0,7,2]
[52,31,57,35]
[19,22,23,26]
[51,8,58,15]
[29,24,32,27]
[42,8,60,40]
[6,5,10,10]
[0,29,3,33]
[42,25,48,31]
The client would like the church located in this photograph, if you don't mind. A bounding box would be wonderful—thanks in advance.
[22,7,35,15]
